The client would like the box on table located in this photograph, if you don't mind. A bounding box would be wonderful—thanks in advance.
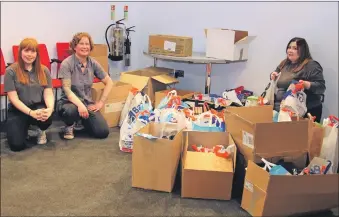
[155,89,196,108]
[91,81,132,127]
[90,44,109,73]
[224,105,311,164]
[149,34,193,57]
[181,131,237,200]
[242,157,339,216]
[205,28,256,61]
[132,122,183,192]
[120,67,179,106]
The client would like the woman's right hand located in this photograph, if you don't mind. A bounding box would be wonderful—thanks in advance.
[270,71,280,80]
[78,103,89,119]
[30,109,43,121]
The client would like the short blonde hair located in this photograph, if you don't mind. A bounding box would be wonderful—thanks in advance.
[69,32,94,53]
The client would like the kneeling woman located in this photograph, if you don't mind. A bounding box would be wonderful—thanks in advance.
[4,38,54,151]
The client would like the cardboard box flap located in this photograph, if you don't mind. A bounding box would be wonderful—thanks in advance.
[254,121,309,157]
[142,66,174,74]
[235,36,257,45]
[226,106,273,123]
[120,74,149,91]
[152,74,178,85]
[246,161,270,192]
[204,28,248,43]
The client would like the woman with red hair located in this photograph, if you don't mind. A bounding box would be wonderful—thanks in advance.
[4,38,54,151]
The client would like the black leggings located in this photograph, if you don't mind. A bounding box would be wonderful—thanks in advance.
[6,104,52,152]
[57,101,109,139]
[304,104,323,123]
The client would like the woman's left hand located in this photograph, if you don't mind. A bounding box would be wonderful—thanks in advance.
[41,108,53,121]
[88,101,104,112]
[299,80,311,90]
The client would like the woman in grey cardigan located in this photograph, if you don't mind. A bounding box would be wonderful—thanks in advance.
[270,37,326,122]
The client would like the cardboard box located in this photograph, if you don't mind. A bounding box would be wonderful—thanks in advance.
[242,160,339,216]
[91,81,132,127]
[205,28,256,61]
[132,122,183,192]
[149,35,193,57]
[181,131,237,200]
[120,67,179,105]
[224,105,310,164]
[90,44,109,73]
[155,89,196,108]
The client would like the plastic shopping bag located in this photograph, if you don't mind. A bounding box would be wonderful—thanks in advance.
[119,88,142,127]
[119,94,153,152]
[261,74,280,105]
[280,80,307,117]
[319,116,339,174]
[192,111,225,132]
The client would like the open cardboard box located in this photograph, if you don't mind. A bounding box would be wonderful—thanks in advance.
[132,122,183,192]
[120,67,179,106]
[224,105,311,164]
[91,81,132,127]
[181,131,237,200]
[205,28,256,61]
[242,155,339,216]
[155,89,196,108]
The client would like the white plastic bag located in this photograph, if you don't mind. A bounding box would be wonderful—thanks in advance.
[192,111,225,132]
[261,74,280,105]
[119,88,142,127]
[222,90,243,106]
[119,94,153,152]
[157,90,177,110]
[319,116,339,174]
[280,81,307,117]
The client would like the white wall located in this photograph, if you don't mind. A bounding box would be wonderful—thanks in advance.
[137,2,338,119]
[1,2,338,120]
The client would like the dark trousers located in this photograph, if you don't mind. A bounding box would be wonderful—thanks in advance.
[57,101,109,139]
[304,104,323,123]
[6,104,52,152]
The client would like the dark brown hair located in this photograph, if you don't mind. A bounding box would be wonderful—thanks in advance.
[278,37,312,72]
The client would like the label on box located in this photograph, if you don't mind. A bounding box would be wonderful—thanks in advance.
[242,131,254,149]
[105,101,125,113]
[244,180,254,192]
[164,41,176,52]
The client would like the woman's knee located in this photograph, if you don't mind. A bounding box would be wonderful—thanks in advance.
[92,126,109,139]
[7,139,26,152]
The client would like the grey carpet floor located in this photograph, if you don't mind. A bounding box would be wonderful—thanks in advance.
[0,121,338,216]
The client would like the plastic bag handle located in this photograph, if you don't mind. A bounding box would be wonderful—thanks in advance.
[329,115,339,127]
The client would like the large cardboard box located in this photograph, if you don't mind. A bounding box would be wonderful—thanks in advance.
[90,44,109,73]
[155,89,196,108]
[181,131,237,200]
[242,160,339,216]
[120,67,179,105]
[224,105,310,164]
[132,122,183,192]
[91,81,132,127]
[205,28,256,61]
[149,35,193,57]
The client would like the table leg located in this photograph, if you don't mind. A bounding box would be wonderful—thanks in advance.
[205,63,212,94]
[154,58,158,67]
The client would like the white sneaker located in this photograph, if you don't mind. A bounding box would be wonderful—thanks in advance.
[37,129,47,145]
[64,124,75,140]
